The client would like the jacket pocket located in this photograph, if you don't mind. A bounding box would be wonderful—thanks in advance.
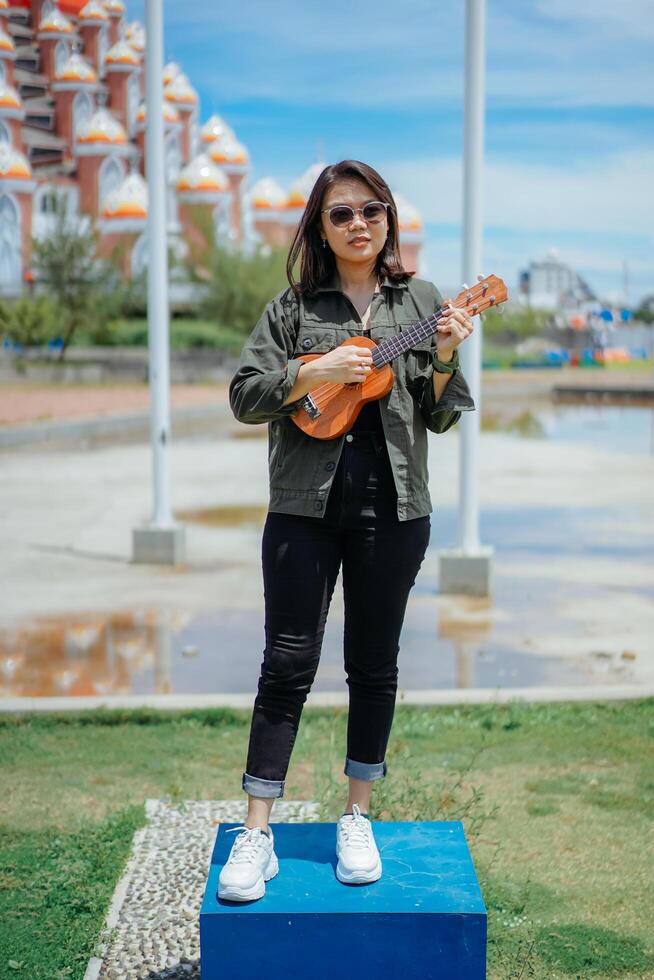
[404,337,434,381]
[293,325,337,356]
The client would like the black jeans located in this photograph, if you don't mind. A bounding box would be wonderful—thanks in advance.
[242,427,431,798]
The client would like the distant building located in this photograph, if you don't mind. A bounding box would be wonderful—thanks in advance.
[518,249,596,311]
[0,0,423,296]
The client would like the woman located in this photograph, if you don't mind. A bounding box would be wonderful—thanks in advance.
[220,160,475,902]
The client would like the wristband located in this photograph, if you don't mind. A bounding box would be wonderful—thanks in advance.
[432,347,459,374]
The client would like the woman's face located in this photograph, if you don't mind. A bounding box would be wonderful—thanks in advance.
[319,177,388,268]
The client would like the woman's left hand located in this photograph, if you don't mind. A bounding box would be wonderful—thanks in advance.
[435,296,475,358]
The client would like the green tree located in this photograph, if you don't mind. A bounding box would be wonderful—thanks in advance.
[30,191,121,361]
[633,302,654,325]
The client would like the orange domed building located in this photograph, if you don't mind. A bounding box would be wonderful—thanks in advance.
[0,0,423,296]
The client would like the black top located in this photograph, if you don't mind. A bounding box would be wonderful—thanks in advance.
[323,395,398,522]
[349,397,384,434]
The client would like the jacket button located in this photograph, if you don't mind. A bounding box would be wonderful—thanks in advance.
[346,434,354,442]
[302,338,313,349]
[314,500,323,510]
[325,461,335,471]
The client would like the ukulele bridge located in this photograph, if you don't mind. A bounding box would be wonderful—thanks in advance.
[301,394,321,420]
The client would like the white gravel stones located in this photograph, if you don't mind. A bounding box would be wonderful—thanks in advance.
[85,798,320,980]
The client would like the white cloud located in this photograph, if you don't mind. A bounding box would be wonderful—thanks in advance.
[380,149,654,235]
[381,149,654,303]
[534,0,654,42]
[151,0,652,109]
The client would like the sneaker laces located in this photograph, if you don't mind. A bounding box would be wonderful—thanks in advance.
[339,804,372,848]
[225,825,269,864]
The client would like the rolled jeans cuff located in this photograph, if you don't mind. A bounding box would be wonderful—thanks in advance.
[242,771,285,798]
[344,757,387,781]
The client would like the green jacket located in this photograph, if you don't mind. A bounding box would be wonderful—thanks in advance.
[228,271,476,521]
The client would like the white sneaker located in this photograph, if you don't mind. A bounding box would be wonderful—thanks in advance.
[336,803,382,884]
[218,824,279,902]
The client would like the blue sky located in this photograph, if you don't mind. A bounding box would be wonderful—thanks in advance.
[129,0,653,306]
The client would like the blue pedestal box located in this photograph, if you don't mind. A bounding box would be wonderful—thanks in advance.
[200,818,486,978]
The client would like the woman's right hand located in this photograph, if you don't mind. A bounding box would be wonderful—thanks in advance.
[311,344,374,384]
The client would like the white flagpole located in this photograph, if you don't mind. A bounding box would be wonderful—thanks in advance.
[132,0,185,564]
[439,0,493,595]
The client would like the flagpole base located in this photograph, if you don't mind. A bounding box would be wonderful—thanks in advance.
[438,545,493,596]
[132,524,186,565]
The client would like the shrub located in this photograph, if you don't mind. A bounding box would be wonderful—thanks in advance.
[0,295,62,347]
[481,305,553,344]
[199,243,289,335]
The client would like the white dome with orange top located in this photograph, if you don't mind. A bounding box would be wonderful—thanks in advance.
[53,48,98,88]
[285,161,326,210]
[164,72,198,108]
[249,177,286,218]
[207,131,249,173]
[393,191,423,242]
[162,61,180,86]
[125,21,145,53]
[176,153,230,203]
[105,38,140,70]
[78,0,108,22]
[0,80,23,118]
[200,114,234,145]
[100,169,148,232]
[0,144,34,191]
[0,20,15,57]
[76,105,129,154]
[37,5,74,39]
[135,100,181,132]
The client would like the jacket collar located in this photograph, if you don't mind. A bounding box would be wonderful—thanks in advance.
[315,269,409,293]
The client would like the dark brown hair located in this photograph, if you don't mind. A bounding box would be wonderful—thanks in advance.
[285,159,415,298]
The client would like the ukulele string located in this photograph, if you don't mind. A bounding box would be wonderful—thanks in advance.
[302,307,442,408]
[301,305,454,410]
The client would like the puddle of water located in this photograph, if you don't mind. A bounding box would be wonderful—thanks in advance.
[2,499,649,700]
[0,590,637,700]
[175,504,268,528]
[0,610,170,698]
[483,404,654,456]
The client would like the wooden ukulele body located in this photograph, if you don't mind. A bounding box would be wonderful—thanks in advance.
[291,336,394,440]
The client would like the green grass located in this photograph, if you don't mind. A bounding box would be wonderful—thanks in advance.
[0,699,653,979]
[72,317,247,354]
[602,358,653,372]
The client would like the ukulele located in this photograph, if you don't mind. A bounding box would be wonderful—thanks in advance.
[288,273,508,440]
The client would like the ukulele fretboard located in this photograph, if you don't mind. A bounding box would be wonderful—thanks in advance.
[370,306,444,368]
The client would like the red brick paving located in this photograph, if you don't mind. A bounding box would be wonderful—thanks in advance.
[0,383,230,426]
[1,369,649,426]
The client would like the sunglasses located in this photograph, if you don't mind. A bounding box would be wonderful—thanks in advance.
[320,201,390,228]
